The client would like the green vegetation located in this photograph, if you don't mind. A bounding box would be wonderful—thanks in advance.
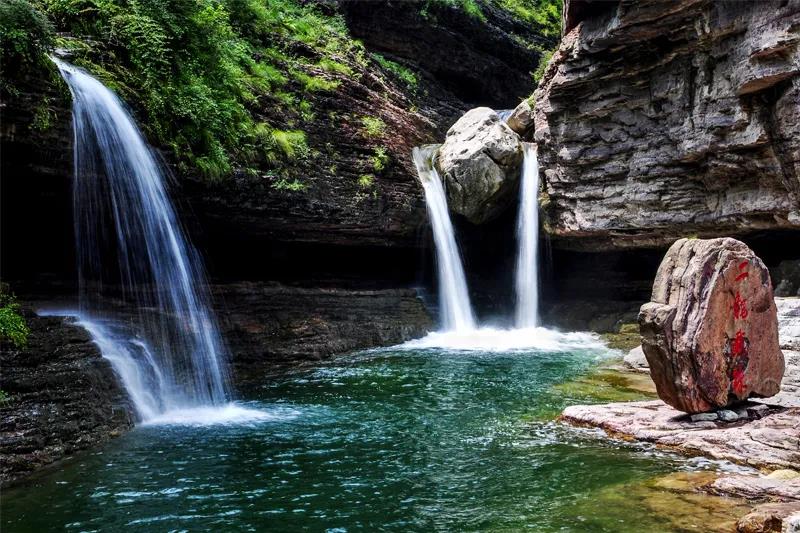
[0,291,29,349]
[371,147,390,172]
[358,174,374,188]
[0,0,53,92]
[372,53,418,91]
[532,47,554,84]
[0,389,9,404]
[20,0,365,180]
[497,0,562,38]
[272,178,306,191]
[361,116,386,138]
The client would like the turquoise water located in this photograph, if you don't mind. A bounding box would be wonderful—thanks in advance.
[2,345,739,532]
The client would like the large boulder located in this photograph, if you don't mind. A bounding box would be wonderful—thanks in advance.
[436,107,523,224]
[639,238,785,413]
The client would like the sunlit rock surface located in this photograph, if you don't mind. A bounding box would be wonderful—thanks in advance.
[532,0,800,250]
[640,238,784,413]
[436,107,523,224]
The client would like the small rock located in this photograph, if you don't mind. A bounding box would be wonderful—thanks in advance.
[691,412,718,422]
[747,404,770,418]
[787,513,800,533]
[737,502,800,533]
[718,410,739,422]
[623,345,649,372]
[766,469,800,481]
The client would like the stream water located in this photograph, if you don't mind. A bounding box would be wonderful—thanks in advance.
[1,342,746,532]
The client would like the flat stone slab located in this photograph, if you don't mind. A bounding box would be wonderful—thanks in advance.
[561,400,800,470]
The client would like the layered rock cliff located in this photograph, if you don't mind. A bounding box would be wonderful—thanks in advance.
[532,0,800,251]
[0,313,134,485]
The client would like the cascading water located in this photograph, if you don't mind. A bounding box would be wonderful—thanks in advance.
[412,146,476,332]
[53,58,233,421]
[515,143,540,328]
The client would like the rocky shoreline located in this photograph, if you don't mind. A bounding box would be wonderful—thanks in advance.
[0,313,134,486]
[560,297,800,531]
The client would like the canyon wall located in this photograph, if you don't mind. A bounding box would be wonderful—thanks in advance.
[532,0,800,252]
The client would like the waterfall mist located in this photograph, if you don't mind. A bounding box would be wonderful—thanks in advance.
[54,59,230,420]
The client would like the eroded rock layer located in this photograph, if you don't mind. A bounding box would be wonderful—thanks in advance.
[533,0,800,251]
[0,314,134,486]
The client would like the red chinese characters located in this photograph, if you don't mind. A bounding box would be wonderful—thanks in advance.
[729,261,750,397]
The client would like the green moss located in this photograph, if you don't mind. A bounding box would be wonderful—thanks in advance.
[0,290,29,349]
[293,70,341,92]
[270,129,308,159]
[600,323,641,351]
[272,178,306,191]
[361,116,386,138]
[372,53,417,91]
[30,95,55,132]
[532,47,554,85]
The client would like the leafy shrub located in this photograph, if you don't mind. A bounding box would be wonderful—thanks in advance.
[497,0,562,38]
[0,0,53,89]
[532,47,554,84]
[0,291,29,348]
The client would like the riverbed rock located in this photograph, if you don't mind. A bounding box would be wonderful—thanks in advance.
[623,345,649,373]
[436,107,523,224]
[639,238,785,413]
[531,0,800,251]
[561,400,800,470]
[737,502,800,533]
[778,298,800,350]
[0,313,134,486]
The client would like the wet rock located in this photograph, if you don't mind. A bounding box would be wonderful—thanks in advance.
[0,313,134,486]
[773,261,800,298]
[737,502,800,533]
[211,283,433,383]
[777,298,800,350]
[691,412,718,423]
[436,107,523,224]
[531,0,800,251]
[506,99,534,136]
[561,401,800,470]
[623,345,649,373]
[640,238,785,413]
[718,410,740,422]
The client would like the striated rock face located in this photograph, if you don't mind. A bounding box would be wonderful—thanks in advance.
[436,107,523,224]
[533,0,800,251]
[212,283,433,381]
[639,238,784,413]
[0,313,134,486]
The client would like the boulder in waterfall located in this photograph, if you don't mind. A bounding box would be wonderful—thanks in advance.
[436,107,523,224]
[506,99,534,135]
[639,237,785,413]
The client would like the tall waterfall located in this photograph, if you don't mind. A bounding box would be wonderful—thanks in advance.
[54,59,230,420]
[412,146,476,332]
[515,143,540,328]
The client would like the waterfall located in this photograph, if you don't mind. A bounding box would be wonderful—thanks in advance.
[54,59,230,420]
[495,109,514,122]
[515,143,540,328]
[412,146,476,332]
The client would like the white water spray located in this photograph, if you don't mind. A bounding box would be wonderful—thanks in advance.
[412,146,476,332]
[515,143,540,328]
[53,58,236,422]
